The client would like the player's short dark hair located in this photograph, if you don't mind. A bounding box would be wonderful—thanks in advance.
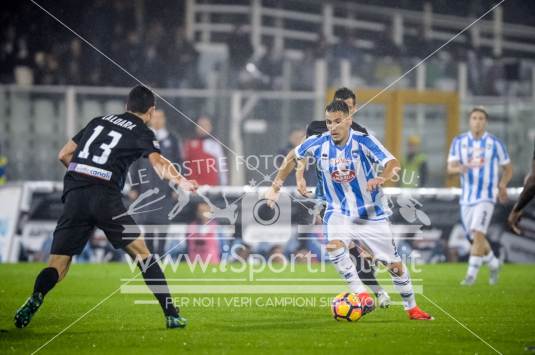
[325,100,349,115]
[126,85,155,114]
[333,87,356,105]
[469,106,488,119]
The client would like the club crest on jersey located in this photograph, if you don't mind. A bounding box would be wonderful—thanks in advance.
[331,169,356,183]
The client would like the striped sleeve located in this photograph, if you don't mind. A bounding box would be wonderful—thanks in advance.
[359,135,395,167]
[495,138,511,165]
[447,137,460,162]
[295,135,325,159]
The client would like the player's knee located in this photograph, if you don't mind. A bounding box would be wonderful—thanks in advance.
[124,236,151,259]
[326,240,346,252]
[388,262,404,276]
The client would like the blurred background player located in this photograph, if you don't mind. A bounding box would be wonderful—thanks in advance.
[129,109,182,257]
[14,86,198,329]
[400,135,428,188]
[268,100,432,320]
[183,116,228,186]
[508,143,535,234]
[296,87,391,308]
[447,107,513,286]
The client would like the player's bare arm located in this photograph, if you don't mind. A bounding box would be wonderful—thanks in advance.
[367,159,401,191]
[295,158,312,197]
[497,162,513,203]
[447,160,467,175]
[265,149,297,207]
[57,139,78,168]
[148,152,198,192]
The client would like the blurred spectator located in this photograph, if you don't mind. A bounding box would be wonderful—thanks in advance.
[165,27,199,88]
[400,135,428,188]
[63,39,83,85]
[34,52,61,85]
[183,116,228,186]
[0,146,7,185]
[227,25,254,72]
[257,43,284,89]
[187,202,222,264]
[114,30,144,84]
[0,25,17,83]
[129,109,182,256]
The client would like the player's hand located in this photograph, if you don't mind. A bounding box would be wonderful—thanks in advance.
[508,208,522,235]
[265,186,280,209]
[367,177,385,191]
[459,165,469,174]
[498,185,508,204]
[178,178,198,193]
[296,177,312,197]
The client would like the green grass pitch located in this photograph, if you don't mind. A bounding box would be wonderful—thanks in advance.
[0,263,534,354]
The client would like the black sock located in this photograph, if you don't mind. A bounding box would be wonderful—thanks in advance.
[350,249,381,296]
[138,256,178,317]
[33,267,59,297]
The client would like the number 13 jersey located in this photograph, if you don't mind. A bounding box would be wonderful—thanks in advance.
[64,112,161,198]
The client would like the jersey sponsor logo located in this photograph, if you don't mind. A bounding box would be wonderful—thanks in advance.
[331,169,356,183]
[101,115,137,131]
[68,163,113,181]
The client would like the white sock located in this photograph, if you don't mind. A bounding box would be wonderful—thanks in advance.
[329,247,367,294]
[484,251,500,271]
[391,266,416,310]
[467,255,483,279]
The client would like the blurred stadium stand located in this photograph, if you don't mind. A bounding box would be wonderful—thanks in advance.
[0,0,534,264]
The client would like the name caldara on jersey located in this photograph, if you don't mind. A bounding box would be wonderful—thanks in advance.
[101,114,137,130]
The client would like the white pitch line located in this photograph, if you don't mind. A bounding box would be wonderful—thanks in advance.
[421,294,503,355]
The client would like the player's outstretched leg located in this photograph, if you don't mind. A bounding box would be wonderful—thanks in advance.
[14,255,71,328]
[350,248,391,308]
[124,238,186,329]
[388,262,433,321]
[327,240,375,315]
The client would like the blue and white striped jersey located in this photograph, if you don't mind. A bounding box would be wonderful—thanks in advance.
[448,132,510,206]
[295,129,395,220]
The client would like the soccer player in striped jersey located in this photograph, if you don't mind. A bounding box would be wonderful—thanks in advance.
[447,107,513,286]
[267,100,432,320]
[296,87,391,309]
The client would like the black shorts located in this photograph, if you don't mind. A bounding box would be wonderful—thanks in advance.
[51,185,141,255]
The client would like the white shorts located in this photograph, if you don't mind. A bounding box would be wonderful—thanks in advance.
[324,212,401,264]
[460,202,495,240]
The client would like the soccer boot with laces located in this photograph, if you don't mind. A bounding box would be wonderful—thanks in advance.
[14,292,44,328]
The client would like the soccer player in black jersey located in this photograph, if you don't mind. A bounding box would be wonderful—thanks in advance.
[508,143,535,234]
[14,86,198,329]
[295,87,391,308]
